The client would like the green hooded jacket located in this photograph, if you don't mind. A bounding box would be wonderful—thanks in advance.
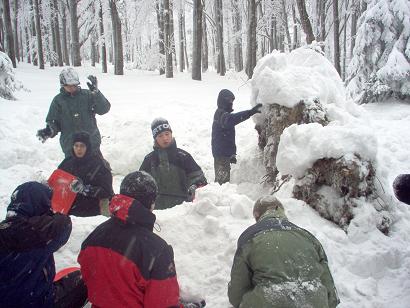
[46,87,110,157]
[228,208,339,308]
[139,139,207,209]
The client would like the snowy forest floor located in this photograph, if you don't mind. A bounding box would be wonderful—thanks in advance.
[1,63,410,307]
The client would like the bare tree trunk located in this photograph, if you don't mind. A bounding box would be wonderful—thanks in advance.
[68,0,81,66]
[201,1,208,72]
[28,0,37,66]
[25,26,31,63]
[61,4,70,66]
[99,1,107,73]
[296,0,315,44]
[192,0,202,80]
[13,0,20,62]
[91,36,96,67]
[163,0,173,78]
[4,0,17,67]
[319,0,326,42]
[291,2,298,50]
[33,0,43,69]
[178,4,185,72]
[342,0,347,80]
[350,0,358,57]
[155,0,165,75]
[50,16,57,66]
[281,0,291,50]
[169,0,177,69]
[52,0,63,66]
[232,0,243,71]
[214,0,225,75]
[333,0,341,75]
[246,0,257,78]
[0,17,4,52]
[109,0,124,75]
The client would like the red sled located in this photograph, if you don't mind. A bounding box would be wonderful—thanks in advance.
[54,266,81,282]
[48,169,77,214]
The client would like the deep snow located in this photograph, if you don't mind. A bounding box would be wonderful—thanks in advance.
[1,63,410,307]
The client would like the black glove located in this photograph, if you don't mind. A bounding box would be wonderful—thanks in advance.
[250,103,262,115]
[230,155,237,164]
[181,300,206,308]
[187,185,197,202]
[36,126,53,143]
[87,75,98,91]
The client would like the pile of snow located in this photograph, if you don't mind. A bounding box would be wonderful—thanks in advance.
[0,52,24,100]
[347,0,410,104]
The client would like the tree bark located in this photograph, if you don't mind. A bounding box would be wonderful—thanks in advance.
[68,0,81,66]
[52,0,63,66]
[163,0,173,78]
[214,0,225,75]
[13,0,20,62]
[28,0,37,66]
[333,0,341,75]
[291,2,298,50]
[245,0,257,78]
[61,4,70,66]
[25,26,31,63]
[295,0,315,44]
[33,0,43,69]
[281,0,291,51]
[3,0,17,67]
[350,0,358,58]
[109,0,124,75]
[178,3,185,72]
[192,0,202,80]
[201,0,208,72]
[99,1,107,73]
[155,0,165,75]
[232,0,243,71]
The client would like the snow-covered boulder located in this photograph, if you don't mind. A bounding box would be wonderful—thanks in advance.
[252,46,392,233]
[0,52,23,100]
[346,0,410,104]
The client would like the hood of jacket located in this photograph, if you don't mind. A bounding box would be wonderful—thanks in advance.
[217,89,235,112]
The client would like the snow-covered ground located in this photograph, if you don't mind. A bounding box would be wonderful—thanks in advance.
[1,63,410,307]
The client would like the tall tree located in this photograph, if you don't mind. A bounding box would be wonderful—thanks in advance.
[201,0,208,72]
[214,0,225,75]
[68,0,81,66]
[192,0,202,80]
[52,0,63,66]
[33,0,44,69]
[13,0,20,62]
[61,3,70,66]
[296,0,315,44]
[163,0,173,78]
[109,0,124,75]
[245,0,257,78]
[178,1,185,72]
[333,0,341,75]
[350,0,359,57]
[291,2,299,50]
[155,0,165,75]
[232,0,243,71]
[99,1,107,73]
[3,0,17,67]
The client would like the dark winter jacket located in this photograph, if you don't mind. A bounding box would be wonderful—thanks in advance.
[212,90,255,158]
[78,194,181,308]
[140,139,207,209]
[0,182,72,308]
[46,87,110,157]
[58,152,113,217]
[228,208,339,308]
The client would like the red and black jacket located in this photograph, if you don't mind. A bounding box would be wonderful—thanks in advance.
[78,194,180,308]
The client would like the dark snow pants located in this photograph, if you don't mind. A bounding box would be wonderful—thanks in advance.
[54,270,88,308]
[214,157,231,185]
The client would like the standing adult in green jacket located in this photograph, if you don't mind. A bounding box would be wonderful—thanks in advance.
[37,67,111,157]
[228,196,339,308]
[140,118,207,210]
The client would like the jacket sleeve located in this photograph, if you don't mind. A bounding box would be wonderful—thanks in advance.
[220,110,253,129]
[315,239,340,308]
[139,155,152,173]
[88,165,114,199]
[45,97,61,136]
[183,153,207,187]
[89,90,111,115]
[228,246,253,308]
[144,245,181,308]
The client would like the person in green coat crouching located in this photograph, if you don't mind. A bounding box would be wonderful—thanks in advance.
[37,67,111,157]
[228,195,340,308]
[140,118,207,209]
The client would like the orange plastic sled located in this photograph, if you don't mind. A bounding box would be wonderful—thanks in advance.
[54,266,81,282]
[48,169,77,214]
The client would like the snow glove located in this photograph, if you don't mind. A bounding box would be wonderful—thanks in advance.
[87,75,98,92]
[230,155,237,164]
[70,178,98,197]
[181,299,206,308]
[187,185,197,202]
[36,125,54,143]
[250,103,262,115]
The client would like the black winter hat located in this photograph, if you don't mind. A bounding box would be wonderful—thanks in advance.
[120,171,158,209]
[72,132,91,149]
[151,118,172,139]
[393,174,410,205]
[217,89,235,111]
